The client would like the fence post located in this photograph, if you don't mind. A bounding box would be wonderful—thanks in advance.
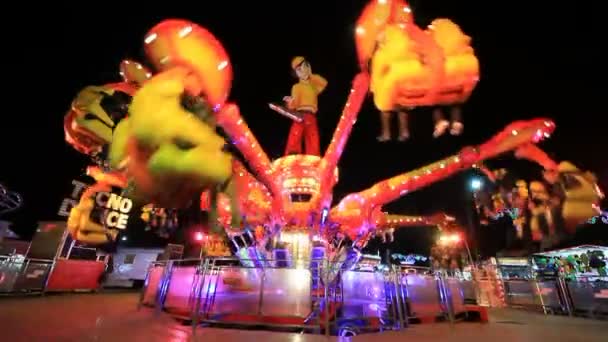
[192,258,210,335]
[392,266,407,329]
[257,265,266,317]
[438,273,455,323]
[137,263,153,310]
[533,280,548,314]
[556,276,573,316]
[156,260,173,314]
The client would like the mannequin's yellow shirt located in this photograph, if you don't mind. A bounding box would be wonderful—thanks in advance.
[288,74,327,113]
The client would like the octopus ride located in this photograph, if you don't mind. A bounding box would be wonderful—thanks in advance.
[62,0,567,335]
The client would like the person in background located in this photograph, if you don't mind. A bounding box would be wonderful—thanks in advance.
[580,251,590,273]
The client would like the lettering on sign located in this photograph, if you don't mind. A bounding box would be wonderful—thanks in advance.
[57,179,133,229]
[95,193,133,229]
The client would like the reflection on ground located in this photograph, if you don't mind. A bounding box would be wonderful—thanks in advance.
[0,292,605,341]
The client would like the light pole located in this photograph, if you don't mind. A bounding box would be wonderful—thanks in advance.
[467,176,483,259]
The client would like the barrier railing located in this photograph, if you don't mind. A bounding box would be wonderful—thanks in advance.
[566,278,608,318]
[0,254,55,294]
[0,253,105,294]
[498,275,608,319]
[138,257,478,336]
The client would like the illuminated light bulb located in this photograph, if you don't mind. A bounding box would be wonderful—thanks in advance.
[543,132,550,138]
[403,6,411,13]
[454,157,460,162]
[218,60,228,70]
[440,163,446,168]
[355,26,366,35]
[511,130,518,135]
[144,33,157,44]
[178,26,193,37]
[145,72,152,78]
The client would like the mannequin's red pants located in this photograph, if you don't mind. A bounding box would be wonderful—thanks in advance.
[284,111,320,156]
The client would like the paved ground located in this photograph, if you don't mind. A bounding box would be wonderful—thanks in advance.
[0,291,606,341]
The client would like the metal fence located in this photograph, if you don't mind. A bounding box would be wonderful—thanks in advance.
[0,252,106,294]
[139,258,478,336]
[0,254,55,294]
[502,276,608,319]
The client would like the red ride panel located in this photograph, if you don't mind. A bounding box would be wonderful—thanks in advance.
[45,259,105,291]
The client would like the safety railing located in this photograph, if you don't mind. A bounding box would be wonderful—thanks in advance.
[1,252,107,294]
[564,277,608,319]
[0,254,55,294]
[139,257,478,336]
[498,275,608,319]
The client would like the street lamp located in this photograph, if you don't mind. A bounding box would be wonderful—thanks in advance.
[467,176,484,259]
[470,178,483,192]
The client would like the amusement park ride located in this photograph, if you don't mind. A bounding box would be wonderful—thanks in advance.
[62,0,571,281]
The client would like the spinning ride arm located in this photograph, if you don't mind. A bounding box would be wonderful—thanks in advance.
[143,19,278,201]
[318,72,370,204]
[514,144,559,170]
[216,104,278,198]
[360,119,555,207]
[374,212,455,242]
[376,212,455,229]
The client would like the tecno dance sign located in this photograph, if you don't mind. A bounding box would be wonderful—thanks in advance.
[58,180,133,229]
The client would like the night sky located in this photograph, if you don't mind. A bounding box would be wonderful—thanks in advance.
[3,2,604,254]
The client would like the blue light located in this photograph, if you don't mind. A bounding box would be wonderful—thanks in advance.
[470,178,483,191]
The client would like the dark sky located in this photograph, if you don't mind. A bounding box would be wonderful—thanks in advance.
[3,2,604,253]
